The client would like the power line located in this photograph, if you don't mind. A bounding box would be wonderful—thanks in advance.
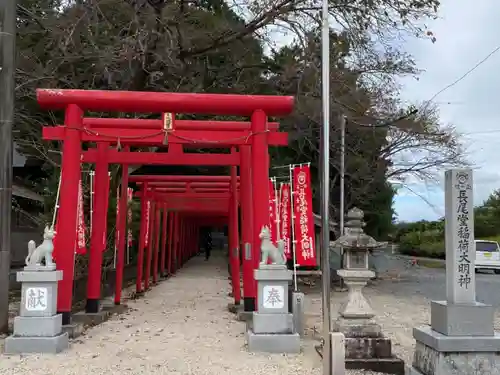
[419,45,500,111]
[393,182,444,217]
[347,44,500,131]
[463,129,500,136]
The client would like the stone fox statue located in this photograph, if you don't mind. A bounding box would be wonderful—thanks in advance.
[259,225,286,266]
[25,225,56,267]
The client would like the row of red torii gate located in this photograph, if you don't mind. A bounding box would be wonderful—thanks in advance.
[37,88,316,325]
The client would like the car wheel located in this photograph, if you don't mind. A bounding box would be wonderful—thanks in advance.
[494,270,500,275]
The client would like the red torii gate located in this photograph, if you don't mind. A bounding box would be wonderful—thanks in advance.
[135,184,234,295]
[132,177,242,302]
[38,89,293,324]
[85,146,243,314]
[46,120,281,316]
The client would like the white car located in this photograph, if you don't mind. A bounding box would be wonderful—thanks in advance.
[475,240,500,274]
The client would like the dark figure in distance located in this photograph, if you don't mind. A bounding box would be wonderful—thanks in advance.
[200,227,213,260]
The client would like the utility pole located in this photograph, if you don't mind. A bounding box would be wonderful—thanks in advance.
[319,0,331,372]
[339,116,345,237]
[0,0,16,332]
[338,115,346,291]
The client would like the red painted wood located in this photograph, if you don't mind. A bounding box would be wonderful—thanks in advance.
[130,175,235,182]
[42,127,288,146]
[37,89,294,116]
[82,117,280,131]
[55,104,83,317]
[83,149,240,166]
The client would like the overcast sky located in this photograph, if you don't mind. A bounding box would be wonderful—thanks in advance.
[393,0,500,222]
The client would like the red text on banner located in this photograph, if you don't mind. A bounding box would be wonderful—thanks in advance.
[144,200,151,247]
[268,179,278,244]
[115,187,120,253]
[279,183,292,259]
[76,179,87,255]
[127,188,133,247]
[292,165,316,266]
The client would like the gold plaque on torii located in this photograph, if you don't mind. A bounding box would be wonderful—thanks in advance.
[162,113,174,144]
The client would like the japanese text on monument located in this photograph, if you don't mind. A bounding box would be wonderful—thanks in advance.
[455,172,472,289]
[262,285,285,309]
[25,287,48,311]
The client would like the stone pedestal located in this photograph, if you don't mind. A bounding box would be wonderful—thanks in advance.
[334,269,404,374]
[5,269,69,354]
[407,301,500,375]
[408,327,500,375]
[246,265,300,353]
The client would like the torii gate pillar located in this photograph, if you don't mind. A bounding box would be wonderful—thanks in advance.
[56,105,83,325]
[240,146,254,311]
[250,109,269,311]
[86,142,110,313]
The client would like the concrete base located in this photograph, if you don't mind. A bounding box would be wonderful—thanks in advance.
[252,312,293,334]
[408,338,500,375]
[346,357,405,375]
[237,310,253,322]
[246,330,300,353]
[4,332,69,354]
[62,322,84,338]
[333,317,381,338]
[72,310,111,326]
[102,302,129,315]
[344,336,393,358]
[227,303,241,314]
[13,314,62,337]
[430,300,494,336]
[413,326,500,352]
[333,323,404,374]
[228,302,253,321]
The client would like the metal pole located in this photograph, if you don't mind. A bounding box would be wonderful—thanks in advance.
[52,174,62,229]
[0,0,16,333]
[340,116,345,235]
[289,164,298,292]
[320,0,332,371]
[339,115,346,290]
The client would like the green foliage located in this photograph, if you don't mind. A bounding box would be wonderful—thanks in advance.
[395,189,500,258]
[398,229,444,259]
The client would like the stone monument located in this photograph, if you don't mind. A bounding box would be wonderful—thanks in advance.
[246,225,300,353]
[408,169,500,375]
[5,225,69,354]
[332,208,404,374]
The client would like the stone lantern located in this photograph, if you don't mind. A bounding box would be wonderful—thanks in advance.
[332,208,403,374]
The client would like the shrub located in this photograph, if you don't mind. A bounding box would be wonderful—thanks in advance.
[398,233,500,259]
[398,230,445,259]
